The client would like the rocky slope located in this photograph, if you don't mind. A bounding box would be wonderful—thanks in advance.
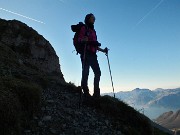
[0,18,171,135]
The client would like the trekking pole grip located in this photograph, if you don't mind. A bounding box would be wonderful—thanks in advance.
[104,47,109,55]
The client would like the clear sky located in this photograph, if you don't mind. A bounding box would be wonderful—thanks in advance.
[0,0,179,93]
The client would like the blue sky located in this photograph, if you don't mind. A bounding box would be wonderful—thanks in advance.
[0,0,179,93]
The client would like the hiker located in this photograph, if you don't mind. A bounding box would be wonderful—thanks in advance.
[78,13,108,99]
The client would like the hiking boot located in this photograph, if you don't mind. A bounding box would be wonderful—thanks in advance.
[93,93,100,99]
[82,86,89,94]
[83,92,92,99]
[93,88,100,99]
[82,93,92,105]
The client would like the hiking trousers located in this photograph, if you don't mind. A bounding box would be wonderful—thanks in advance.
[80,53,101,96]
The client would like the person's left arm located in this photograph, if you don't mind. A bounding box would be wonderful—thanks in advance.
[94,30,108,54]
[97,47,108,54]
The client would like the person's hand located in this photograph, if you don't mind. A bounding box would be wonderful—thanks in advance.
[104,47,108,54]
[97,42,101,46]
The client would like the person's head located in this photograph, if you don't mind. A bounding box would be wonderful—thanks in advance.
[84,13,96,25]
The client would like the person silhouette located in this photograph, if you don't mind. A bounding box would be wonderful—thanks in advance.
[78,13,108,99]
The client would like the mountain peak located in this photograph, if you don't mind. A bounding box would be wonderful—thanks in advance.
[132,88,151,92]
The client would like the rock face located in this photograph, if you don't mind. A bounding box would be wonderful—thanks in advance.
[0,18,63,77]
[0,18,64,135]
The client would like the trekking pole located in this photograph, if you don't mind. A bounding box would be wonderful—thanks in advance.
[79,43,87,109]
[82,44,87,72]
[105,49,115,98]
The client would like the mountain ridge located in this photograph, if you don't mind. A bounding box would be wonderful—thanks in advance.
[155,110,180,130]
[103,88,180,119]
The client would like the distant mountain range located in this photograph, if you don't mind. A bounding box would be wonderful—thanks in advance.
[102,88,180,119]
[155,110,180,130]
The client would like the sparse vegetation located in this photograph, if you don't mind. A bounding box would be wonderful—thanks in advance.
[0,77,42,135]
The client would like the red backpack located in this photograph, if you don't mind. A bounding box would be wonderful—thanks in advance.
[71,22,88,55]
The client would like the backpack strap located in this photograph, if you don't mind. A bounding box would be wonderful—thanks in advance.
[80,25,89,55]
[84,25,89,37]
